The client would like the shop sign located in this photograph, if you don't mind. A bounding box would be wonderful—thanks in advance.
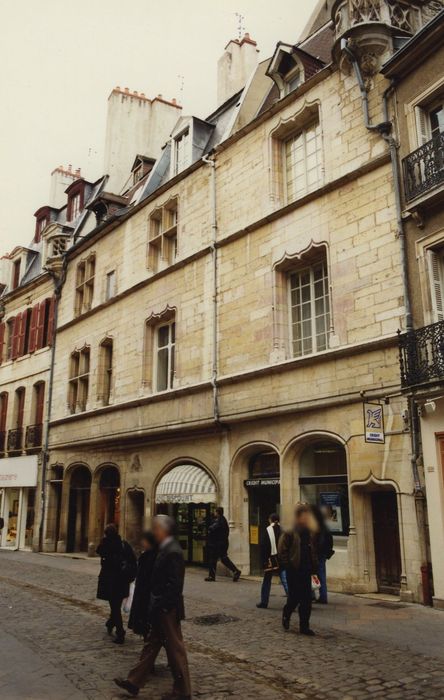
[244,478,280,488]
[249,525,259,545]
[320,492,343,533]
[0,455,38,488]
[363,402,385,444]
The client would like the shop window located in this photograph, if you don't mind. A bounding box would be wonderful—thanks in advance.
[68,347,90,413]
[75,254,95,316]
[299,441,349,536]
[98,338,113,405]
[288,254,330,357]
[155,320,175,392]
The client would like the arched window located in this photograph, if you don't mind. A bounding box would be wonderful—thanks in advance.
[299,441,349,536]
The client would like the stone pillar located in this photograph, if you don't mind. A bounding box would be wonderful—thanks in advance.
[87,479,100,557]
[57,478,71,553]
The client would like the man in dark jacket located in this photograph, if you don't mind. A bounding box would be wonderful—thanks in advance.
[205,507,241,582]
[114,515,191,700]
[256,513,288,609]
[278,504,318,636]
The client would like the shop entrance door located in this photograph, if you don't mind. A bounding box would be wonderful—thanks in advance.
[159,502,213,565]
[2,487,21,548]
[248,485,280,575]
[371,491,402,594]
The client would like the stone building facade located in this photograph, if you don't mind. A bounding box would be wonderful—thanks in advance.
[3,0,443,604]
[382,8,444,608]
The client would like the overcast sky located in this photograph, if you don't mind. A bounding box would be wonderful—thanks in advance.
[0,0,318,252]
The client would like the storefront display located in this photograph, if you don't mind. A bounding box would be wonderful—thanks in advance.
[0,455,38,550]
[155,464,217,565]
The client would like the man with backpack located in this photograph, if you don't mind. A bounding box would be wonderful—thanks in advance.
[96,523,137,645]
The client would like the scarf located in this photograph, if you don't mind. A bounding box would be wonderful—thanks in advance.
[267,524,278,556]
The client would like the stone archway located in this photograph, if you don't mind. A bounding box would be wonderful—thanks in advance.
[66,465,92,553]
[97,465,121,539]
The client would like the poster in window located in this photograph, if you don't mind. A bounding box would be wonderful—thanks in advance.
[320,492,343,533]
[363,401,385,444]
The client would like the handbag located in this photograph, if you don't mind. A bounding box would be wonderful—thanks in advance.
[264,554,280,573]
[311,574,321,600]
[123,581,135,614]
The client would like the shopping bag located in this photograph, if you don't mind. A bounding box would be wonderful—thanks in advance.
[123,581,135,613]
[311,575,321,601]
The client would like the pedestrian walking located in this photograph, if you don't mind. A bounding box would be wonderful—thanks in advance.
[256,513,288,609]
[114,515,192,700]
[128,530,158,639]
[204,507,241,582]
[278,504,319,636]
[96,523,137,645]
[312,505,334,604]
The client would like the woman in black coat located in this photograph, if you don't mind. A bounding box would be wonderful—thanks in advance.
[96,523,136,644]
[128,531,158,639]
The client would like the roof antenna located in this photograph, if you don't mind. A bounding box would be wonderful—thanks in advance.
[177,74,184,105]
[235,12,245,39]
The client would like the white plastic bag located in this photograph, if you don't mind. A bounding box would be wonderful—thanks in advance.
[311,575,321,601]
[123,581,135,614]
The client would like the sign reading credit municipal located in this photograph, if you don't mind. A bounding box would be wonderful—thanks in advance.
[363,402,385,444]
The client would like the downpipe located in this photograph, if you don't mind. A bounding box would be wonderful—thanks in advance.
[202,154,221,424]
[38,257,67,552]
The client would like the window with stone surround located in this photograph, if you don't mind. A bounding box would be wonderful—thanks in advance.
[143,306,176,393]
[97,338,113,406]
[147,198,178,272]
[272,243,331,361]
[269,104,322,206]
[75,253,95,316]
[68,346,90,413]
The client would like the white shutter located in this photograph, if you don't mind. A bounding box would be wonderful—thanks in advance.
[428,249,444,322]
[415,106,429,146]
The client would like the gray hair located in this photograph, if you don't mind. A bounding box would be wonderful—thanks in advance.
[153,514,176,535]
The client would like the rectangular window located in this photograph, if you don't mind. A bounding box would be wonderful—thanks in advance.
[428,249,444,322]
[174,130,190,175]
[68,348,90,413]
[98,340,113,405]
[285,121,321,202]
[69,193,81,221]
[75,254,95,316]
[12,259,21,290]
[289,260,330,357]
[105,270,116,301]
[155,321,175,391]
[6,318,15,360]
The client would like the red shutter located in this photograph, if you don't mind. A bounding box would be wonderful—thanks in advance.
[11,314,20,360]
[46,296,56,347]
[35,383,45,424]
[36,301,47,350]
[28,304,39,353]
[0,322,5,364]
[17,311,27,357]
[0,392,8,431]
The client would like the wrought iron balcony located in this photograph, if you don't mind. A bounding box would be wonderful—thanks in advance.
[399,321,444,388]
[403,133,444,202]
[25,423,43,449]
[7,428,23,452]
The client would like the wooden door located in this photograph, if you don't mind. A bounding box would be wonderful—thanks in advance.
[371,491,402,593]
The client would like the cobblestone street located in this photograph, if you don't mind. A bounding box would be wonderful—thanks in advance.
[1,551,444,699]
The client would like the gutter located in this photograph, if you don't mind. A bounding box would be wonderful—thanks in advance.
[38,256,67,551]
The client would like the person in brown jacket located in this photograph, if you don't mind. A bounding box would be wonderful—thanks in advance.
[278,503,319,636]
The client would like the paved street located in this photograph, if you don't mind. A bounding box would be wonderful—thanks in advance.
[1,551,444,699]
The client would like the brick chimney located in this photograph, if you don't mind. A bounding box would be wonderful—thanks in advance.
[217,33,259,106]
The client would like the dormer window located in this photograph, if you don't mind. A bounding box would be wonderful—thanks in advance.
[35,217,47,243]
[66,180,85,222]
[285,68,301,95]
[174,129,190,175]
[12,259,21,290]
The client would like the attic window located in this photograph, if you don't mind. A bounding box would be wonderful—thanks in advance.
[133,164,144,185]
[285,68,301,95]
[68,193,81,221]
[174,129,190,175]
[35,217,47,243]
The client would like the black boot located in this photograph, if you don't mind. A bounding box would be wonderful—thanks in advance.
[112,631,125,645]
[300,627,315,636]
[113,678,139,696]
[282,609,290,630]
[105,619,114,635]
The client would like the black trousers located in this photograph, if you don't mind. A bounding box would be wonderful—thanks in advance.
[283,569,312,631]
[109,594,125,636]
[208,546,237,579]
